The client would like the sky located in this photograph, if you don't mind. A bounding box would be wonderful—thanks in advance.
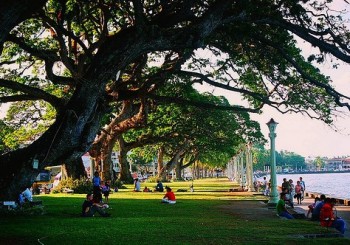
[194,2,350,158]
[195,45,350,158]
[253,9,350,158]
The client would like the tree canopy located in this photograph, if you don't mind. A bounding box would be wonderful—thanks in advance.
[123,83,264,179]
[1,0,350,199]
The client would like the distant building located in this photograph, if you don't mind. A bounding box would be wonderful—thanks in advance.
[342,157,350,170]
[324,157,350,171]
[324,158,343,171]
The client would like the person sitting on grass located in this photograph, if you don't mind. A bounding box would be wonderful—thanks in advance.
[134,178,141,192]
[307,197,320,218]
[320,198,345,234]
[82,193,110,217]
[161,186,176,204]
[312,194,326,221]
[155,180,164,192]
[22,187,33,202]
[276,192,294,219]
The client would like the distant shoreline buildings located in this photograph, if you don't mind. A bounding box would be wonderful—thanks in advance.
[305,156,350,171]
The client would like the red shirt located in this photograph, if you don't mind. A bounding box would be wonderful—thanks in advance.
[164,191,176,201]
[320,202,334,227]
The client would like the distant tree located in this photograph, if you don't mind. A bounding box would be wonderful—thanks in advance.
[252,145,270,171]
[314,156,325,171]
[0,120,14,153]
[277,150,306,170]
[254,147,306,171]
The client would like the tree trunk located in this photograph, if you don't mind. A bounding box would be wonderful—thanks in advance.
[158,149,185,180]
[88,99,147,184]
[0,80,109,200]
[175,158,183,180]
[117,135,133,183]
[157,146,165,181]
[62,157,86,179]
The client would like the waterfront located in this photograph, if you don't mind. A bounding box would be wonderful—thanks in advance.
[260,172,350,200]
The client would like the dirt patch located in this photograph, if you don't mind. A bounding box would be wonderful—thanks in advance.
[219,200,275,221]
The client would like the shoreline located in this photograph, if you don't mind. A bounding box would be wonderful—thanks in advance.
[255,170,350,177]
[304,191,350,206]
[254,172,350,205]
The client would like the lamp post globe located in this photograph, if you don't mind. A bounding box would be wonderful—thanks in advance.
[267,118,279,205]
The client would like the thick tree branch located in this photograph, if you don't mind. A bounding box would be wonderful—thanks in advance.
[0,78,63,109]
[6,34,59,61]
[262,19,350,63]
[265,39,350,110]
[149,94,261,113]
[0,0,47,53]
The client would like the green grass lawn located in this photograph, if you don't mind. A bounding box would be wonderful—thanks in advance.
[0,178,348,244]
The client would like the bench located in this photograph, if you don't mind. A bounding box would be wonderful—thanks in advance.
[1,201,16,210]
[63,188,74,193]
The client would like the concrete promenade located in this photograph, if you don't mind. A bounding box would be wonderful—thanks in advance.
[291,195,350,238]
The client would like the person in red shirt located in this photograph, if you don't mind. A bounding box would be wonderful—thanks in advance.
[320,198,345,234]
[161,186,176,204]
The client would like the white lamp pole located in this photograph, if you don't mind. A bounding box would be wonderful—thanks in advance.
[267,118,279,205]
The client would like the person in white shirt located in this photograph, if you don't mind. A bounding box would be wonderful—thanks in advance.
[134,178,141,192]
[299,177,305,200]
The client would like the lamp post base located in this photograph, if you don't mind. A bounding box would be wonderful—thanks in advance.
[268,194,279,206]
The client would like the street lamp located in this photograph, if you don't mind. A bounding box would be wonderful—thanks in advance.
[267,118,279,205]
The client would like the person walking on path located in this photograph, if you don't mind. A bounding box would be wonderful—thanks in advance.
[262,177,269,196]
[299,177,306,200]
[294,181,303,205]
[276,192,294,219]
[288,179,295,208]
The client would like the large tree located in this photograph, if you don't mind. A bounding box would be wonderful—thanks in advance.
[1,1,350,200]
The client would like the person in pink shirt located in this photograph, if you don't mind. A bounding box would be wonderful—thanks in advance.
[294,181,303,204]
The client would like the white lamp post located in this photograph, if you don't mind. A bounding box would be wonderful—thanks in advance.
[267,118,279,205]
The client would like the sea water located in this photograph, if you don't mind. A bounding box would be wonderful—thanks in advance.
[260,172,350,200]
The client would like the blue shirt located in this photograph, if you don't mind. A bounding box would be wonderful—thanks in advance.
[93,176,101,187]
[312,201,324,220]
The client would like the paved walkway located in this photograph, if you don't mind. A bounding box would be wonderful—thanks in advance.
[221,192,350,239]
[292,195,350,238]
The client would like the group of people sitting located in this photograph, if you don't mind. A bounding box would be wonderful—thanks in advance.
[276,192,346,234]
[82,173,177,217]
[81,193,111,217]
[137,180,176,204]
[81,171,111,217]
[134,179,165,193]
